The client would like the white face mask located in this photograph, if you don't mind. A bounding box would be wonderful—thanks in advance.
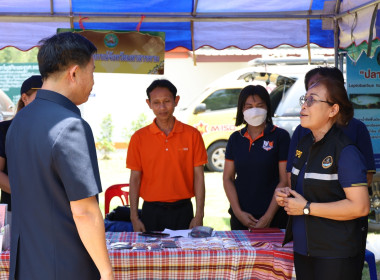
[243,107,267,126]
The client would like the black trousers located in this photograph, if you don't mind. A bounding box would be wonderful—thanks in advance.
[141,199,193,231]
[294,252,362,280]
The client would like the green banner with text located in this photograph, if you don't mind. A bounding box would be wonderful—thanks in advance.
[58,29,165,74]
[0,63,40,105]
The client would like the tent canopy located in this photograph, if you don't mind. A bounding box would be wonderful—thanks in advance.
[0,0,379,54]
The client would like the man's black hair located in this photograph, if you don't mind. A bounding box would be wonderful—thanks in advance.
[146,79,177,100]
[38,32,97,79]
[304,67,344,90]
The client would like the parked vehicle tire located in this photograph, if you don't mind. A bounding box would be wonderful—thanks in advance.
[206,141,227,172]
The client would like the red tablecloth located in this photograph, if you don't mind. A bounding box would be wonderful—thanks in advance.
[0,229,294,280]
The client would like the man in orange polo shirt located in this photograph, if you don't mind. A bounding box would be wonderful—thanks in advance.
[127,79,208,232]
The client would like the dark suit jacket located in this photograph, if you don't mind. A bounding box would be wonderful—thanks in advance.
[6,90,102,279]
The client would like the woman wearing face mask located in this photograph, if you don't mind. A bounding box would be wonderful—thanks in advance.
[223,85,290,230]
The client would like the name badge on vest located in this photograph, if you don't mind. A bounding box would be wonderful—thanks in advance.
[322,156,333,169]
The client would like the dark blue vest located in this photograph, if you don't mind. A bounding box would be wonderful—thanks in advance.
[284,125,361,257]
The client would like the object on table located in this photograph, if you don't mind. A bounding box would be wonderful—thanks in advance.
[190,226,214,238]
[179,242,194,250]
[147,243,162,251]
[222,238,239,250]
[110,242,132,250]
[146,237,160,243]
[139,231,170,238]
[132,243,147,250]
[162,228,191,238]
[161,240,178,248]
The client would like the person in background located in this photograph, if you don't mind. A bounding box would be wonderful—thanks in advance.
[223,85,290,230]
[0,75,42,223]
[276,77,370,280]
[6,32,113,280]
[127,79,208,232]
[286,66,375,278]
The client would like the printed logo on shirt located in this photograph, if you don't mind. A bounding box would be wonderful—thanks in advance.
[178,147,189,151]
[262,141,274,151]
[322,156,333,169]
[295,150,302,158]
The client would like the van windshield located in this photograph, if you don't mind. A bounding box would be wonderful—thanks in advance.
[202,88,241,111]
[274,77,305,117]
[269,80,295,116]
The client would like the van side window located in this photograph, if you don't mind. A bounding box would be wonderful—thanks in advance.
[202,88,241,111]
[269,83,293,116]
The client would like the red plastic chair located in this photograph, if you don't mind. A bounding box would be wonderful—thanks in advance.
[104,184,130,215]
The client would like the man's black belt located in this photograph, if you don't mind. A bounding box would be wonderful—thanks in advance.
[145,198,191,209]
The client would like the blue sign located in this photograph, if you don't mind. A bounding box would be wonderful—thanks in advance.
[347,48,380,170]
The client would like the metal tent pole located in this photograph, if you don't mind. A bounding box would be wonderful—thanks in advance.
[334,0,342,69]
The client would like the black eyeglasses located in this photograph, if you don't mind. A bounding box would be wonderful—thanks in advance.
[299,95,334,107]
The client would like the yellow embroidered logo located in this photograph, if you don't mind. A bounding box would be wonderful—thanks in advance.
[322,156,333,169]
[295,150,302,158]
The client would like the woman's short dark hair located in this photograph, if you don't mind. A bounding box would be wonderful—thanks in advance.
[38,32,97,79]
[235,85,272,126]
[317,78,353,126]
[146,79,177,100]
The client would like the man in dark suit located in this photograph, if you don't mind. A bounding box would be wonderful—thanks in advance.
[6,32,113,280]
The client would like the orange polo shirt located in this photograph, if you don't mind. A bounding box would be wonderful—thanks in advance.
[127,119,208,202]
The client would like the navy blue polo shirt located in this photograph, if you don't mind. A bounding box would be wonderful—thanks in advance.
[225,124,290,218]
[293,145,367,255]
[6,90,101,279]
[287,118,376,173]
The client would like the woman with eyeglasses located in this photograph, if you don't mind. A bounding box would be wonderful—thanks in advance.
[275,77,370,280]
[223,85,290,231]
[286,67,375,279]
[287,67,375,189]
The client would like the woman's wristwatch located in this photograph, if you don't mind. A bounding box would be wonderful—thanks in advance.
[303,201,311,215]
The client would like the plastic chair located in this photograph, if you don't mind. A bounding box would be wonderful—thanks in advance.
[365,249,378,280]
[104,184,130,215]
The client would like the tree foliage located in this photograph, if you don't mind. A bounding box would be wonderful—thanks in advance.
[97,114,116,160]
[124,113,150,142]
[0,47,39,63]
